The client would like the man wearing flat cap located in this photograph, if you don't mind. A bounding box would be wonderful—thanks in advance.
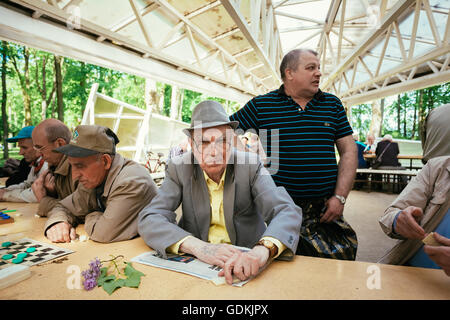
[138,100,302,285]
[44,125,158,243]
[0,126,48,202]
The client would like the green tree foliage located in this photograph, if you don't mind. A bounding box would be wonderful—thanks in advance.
[351,82,450,141]
[0,41,240,154]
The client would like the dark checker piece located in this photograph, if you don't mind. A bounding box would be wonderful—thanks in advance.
[29,257,45,263]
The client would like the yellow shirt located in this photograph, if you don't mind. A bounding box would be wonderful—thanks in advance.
[168,169,286,258]
[204,169,232,244]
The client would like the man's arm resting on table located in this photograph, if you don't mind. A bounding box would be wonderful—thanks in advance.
[44,206,79,243]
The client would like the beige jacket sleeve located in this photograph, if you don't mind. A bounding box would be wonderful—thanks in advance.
[46,171,157,243]
[83,176,156,243]
[2,188,36,203]
[379,162,433,239]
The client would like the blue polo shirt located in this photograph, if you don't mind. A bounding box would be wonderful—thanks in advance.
[230,85,353,199]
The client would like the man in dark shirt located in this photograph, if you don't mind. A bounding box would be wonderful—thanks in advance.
[230,48,358,260]
[375,134,401,168]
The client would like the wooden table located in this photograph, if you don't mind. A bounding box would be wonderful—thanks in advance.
[364,154,423,170]
[1,203,449,300]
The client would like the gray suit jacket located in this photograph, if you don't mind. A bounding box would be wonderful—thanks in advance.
[138,150,302,260]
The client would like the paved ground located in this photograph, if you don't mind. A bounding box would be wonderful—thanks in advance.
[344,190,400,262]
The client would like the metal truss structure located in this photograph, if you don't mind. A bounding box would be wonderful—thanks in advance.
[0,0,448,108]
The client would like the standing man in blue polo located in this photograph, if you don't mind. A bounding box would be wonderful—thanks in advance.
[230,48,358,260]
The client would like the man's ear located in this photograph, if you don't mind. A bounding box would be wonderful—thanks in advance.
[102,154,113,170]
[285,68,294,81]
[55,137,67,148]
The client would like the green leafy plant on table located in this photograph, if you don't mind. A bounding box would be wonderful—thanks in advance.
[82,255,145,295]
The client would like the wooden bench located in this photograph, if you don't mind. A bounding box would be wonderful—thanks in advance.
[355,168,418,193]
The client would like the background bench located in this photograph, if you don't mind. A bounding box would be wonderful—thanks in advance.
[355,168,418,193]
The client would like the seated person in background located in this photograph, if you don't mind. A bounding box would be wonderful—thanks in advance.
[240,135,250,150]
[353,133,368,190]
[0,158,29,187]
[248,134,267,163]
[138,101,302,285]
[31,119,76,216]
[0,126,47,202]
[354,133,368,169]
[374,134,401,169]
[44,125,158,243]
[364,133,377,154]
[379,104,450,276]
[168,139,189,160]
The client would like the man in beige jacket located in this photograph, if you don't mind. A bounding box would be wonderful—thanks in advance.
[44,125,158,243]
[379,103,450,276]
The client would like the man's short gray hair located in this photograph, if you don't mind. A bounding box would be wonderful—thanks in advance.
[45,121,72,144]
[279,48,318,81]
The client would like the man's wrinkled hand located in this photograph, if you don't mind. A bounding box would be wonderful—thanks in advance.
[424,232,450,277]
[218,245,269,285]
[31,172,47,202]
[394,206,425,239]
[193,242,243,268]
[46,222,77,243]
[0,188,6,201]
[43,171,56,195]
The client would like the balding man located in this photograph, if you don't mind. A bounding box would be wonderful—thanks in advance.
[31,119,77,216]
[230,48,358,260]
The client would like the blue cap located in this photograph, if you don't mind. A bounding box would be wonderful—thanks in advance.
[6,126,35,143]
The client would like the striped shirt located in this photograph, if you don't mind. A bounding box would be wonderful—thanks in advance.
[230,85,353,199]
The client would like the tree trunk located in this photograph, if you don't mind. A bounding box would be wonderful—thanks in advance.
[403,94,407,137]
[380,98,385,136]
[54,55,64,122]
[145,78,159,114]
[1,41,8,159]
[412,91,418,139]
[396,94,401,133]
[418,89,425,140]
[170,85,184,121]
[79,61,87,116]
[11,46,32,126]
[36,55,56,120]
[369,100,382,138]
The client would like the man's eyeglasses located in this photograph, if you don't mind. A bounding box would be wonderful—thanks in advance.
[33,139,57,152]
[193,136,231,152]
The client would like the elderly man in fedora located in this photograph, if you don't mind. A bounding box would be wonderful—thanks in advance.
[138,100,302,285]
[44,125,158,243]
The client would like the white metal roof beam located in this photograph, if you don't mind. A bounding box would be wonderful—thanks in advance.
[322,0,416,90]
[0,4,253,103]
[154,0,270,91]
[342,69,450,106]
[220,0,282,84]
[341,45,449,100]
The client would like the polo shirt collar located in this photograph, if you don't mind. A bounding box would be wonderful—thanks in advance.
[277,84,324,101]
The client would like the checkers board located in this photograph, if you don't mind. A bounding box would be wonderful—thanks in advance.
[0,238,74,267]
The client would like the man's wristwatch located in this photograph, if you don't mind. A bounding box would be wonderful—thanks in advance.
[333,194,346,205]
[256,239,278,259]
